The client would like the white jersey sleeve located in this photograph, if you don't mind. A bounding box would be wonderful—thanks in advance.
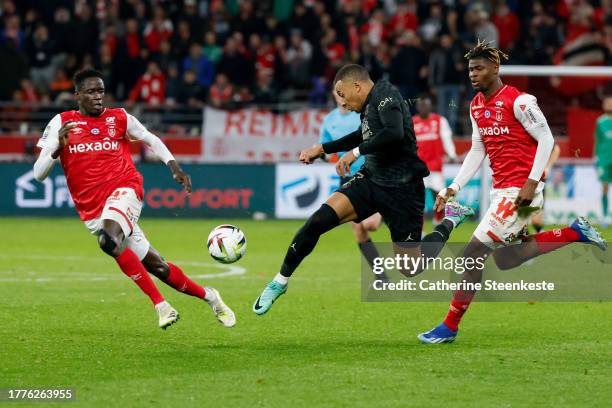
[37,114,61,150]
[448,112,486,193]
[125,111,175,164]
[33,114,62,182]
[439,116,457,160]
[513,94,554,182]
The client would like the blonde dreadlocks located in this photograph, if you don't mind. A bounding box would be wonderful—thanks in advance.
[464,39,509,65]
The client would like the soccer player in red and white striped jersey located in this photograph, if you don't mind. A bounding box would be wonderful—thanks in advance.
[33,69,236,330]
[418,41,606,344]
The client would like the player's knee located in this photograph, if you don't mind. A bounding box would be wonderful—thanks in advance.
[362,218,379,232]
[98,230,119,256]
[146,260,169,280]
[304,204,340,235]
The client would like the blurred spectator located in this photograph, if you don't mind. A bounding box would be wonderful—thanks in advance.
[183,42,215,88]
[209,73,233,108]
[361,9,388,47]
[233,86,254,106]
[154,40,174,72]
[72,4,99,58]
[390,2,419,36]
[182,0,205,41]
[357,35,384,81]
[419,2,444,43]
[322,29,346,70]
[251,34,275,79]
[253,73,277,104]
[474,9,499,47]
[389,32,427,102]
[176,69,207,107]
[143,6,173,53]
[286,29,312,88]
[492,1,520,51]
[128,61,166,106]
[20,79,40,102]
[428,34,464,132]
[27,24,55,92]
[203,31,223,64]
[231,0,263,41]
[1,14,25,51]
[172,20,192,62]
[217,36,254,87]
[291,2,319,43]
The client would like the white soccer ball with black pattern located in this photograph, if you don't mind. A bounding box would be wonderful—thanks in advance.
[207,224,247,264]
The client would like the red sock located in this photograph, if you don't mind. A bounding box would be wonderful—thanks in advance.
[532,227,581,255]
[165,262,206,299]
[443,290,476,332]
[115,248,164,306]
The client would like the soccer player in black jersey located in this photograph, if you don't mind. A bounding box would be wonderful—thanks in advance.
[253,64,475,315]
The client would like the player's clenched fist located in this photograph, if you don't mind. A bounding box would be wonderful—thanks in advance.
[51,121,77,159]
[434,187,457,212]
[299,144,324,164]
[168,160,192,194]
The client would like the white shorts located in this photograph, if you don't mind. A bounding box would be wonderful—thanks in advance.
[474,187,544,249]
[84,188,151,260]
[423,171,445,192]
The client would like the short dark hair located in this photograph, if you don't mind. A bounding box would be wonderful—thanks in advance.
[334,64,370,84]
[464,39,508,65]
[73,69,103,90]
[417,93,432,103]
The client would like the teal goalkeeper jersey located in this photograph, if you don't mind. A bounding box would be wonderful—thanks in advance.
[319,108,364,175]
[595,114,612,166]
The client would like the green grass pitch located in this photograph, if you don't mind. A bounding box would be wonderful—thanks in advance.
[0,217,610,407]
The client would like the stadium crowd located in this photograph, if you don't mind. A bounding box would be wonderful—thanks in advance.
[0,0,610,132]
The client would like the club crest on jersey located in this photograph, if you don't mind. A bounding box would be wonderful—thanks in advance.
[91,128,100,135]
[484,110,491,118]
[108,128,116,137]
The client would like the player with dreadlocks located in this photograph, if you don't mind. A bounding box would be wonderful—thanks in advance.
[418,40,606,344]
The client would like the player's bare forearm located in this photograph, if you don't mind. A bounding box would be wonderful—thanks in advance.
[515,178,538,207]
[299,144,325,164]
[167,160,192,193]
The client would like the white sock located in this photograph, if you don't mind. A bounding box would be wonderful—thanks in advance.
[154,300,169,310]
[273,273,289,285]
[204,287,217,302]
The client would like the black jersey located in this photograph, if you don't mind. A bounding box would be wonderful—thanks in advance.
[358,79,428,186]
[321,79,429,186]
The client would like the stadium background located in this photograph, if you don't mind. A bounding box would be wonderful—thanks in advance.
[0,1,611,407]
[0,0,610,222]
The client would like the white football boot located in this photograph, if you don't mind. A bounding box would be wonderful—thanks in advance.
[205,287,236,328]
[155,301,180,330]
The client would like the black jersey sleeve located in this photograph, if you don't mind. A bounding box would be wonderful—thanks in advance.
[321,128,363,154]
[357,104,404,155]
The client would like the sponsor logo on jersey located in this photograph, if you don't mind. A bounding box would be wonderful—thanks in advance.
[471,104,483,110]
[479,126,510,136]
[484,110,491,118]
[106,116,116,123]
[496,111,502,121]
[67,140,119,153]
[495,101,504,107]
[473,110,480,118]
[378,97,393,110]
[91,128,100,135]
[519,104,526,111]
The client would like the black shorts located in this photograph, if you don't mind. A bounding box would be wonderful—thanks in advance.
[338,171,425,243]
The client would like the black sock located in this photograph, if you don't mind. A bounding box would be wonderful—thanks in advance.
[358,238,380,269]
[420,219,453,259]
[533,224,543,233]
[280,204,339,277]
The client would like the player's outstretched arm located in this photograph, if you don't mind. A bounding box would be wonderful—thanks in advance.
[33,115,75,181]
[321,128,363,155]
[125,112,191,193]
[513,94,554,207]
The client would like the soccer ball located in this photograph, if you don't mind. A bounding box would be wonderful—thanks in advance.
[207,224,247,264]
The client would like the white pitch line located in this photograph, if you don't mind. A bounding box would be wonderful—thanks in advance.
[0,253,246,282]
